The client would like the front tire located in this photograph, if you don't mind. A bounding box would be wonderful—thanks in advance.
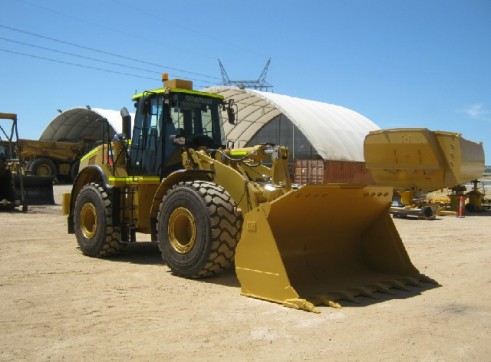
[157,181,242,278]
[73,183,122,257]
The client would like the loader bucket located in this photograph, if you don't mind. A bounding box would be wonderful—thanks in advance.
[14,175,55,205]
[235,184,436,313]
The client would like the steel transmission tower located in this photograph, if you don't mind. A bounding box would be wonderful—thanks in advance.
[218,58,273,91]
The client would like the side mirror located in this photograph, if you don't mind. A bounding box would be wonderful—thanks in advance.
[171,135,186,146]
[120,107,132,140]
[225,99,236,125]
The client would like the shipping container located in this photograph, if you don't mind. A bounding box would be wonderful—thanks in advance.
[293,159,373,185]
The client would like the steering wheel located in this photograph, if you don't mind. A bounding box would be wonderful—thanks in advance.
[188,134,216,149]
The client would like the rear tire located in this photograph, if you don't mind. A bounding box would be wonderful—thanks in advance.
[73,183,122,257]
[28,158,56,178]
[70,160,80,182]
[157,181,242,278]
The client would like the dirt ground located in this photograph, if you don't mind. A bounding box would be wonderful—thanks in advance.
[0,184,490,361]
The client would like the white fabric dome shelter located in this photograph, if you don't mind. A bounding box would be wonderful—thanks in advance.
[205,87,380,162]
[40,107,132,142]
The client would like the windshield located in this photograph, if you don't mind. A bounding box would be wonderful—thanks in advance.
[128,91,226,177]
[169,93,224,145]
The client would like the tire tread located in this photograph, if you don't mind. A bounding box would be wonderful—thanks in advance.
[157,180,242,278]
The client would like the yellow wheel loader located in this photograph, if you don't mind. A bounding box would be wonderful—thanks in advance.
[64,76,435,313]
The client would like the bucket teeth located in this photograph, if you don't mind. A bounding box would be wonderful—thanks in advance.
[402,277,423,287]
[310,295,342,309]
[295,274,439,311]
[369,282,396,295]
[419,274,439,285]
[325,300,342,309]
[351,287,377,299]
[282,298,320,313]
[388,279,411,291]
[333,291,359,304]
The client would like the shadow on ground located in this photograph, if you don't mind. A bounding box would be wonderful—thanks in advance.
[80,241,441,311]
[92,241,241,288]
[335,282,441,309]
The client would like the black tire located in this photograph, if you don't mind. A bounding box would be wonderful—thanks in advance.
[73,183,122,257]
[70,159,80,181]
[157,181,242,278]
[0,168,15,205]
[28,158,56,178]
[420,206,434,219]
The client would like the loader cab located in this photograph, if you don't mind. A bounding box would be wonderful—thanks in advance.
[129,88,226,178]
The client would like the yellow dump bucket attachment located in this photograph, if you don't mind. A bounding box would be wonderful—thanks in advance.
[364,128,485,193]
[235,184,436,313]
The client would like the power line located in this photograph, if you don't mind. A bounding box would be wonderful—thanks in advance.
[0,36,157,74]
[0,24,220,81]
[14,0,221,63]
[0,47,214,89]
[15,0,269,61]
[0,47,157,80]
[0,36,217,85]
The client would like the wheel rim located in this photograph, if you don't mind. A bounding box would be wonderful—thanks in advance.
[168,207,197,254]
[37,164,52,176]
[80,203,97,239]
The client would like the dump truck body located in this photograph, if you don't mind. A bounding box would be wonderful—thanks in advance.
[18,138,96,181]
[64,78,435,312]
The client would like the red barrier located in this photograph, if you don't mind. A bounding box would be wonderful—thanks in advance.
[457,195,465,218]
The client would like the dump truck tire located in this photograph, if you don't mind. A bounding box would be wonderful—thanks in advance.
[73,183,122,257]
[28,158,56,178]
[70,160,80,181]
[157,180,242,278]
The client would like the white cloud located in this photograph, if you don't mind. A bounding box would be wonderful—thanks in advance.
[458,103,491,121]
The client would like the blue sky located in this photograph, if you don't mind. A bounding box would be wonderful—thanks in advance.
[1,0,490,161]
